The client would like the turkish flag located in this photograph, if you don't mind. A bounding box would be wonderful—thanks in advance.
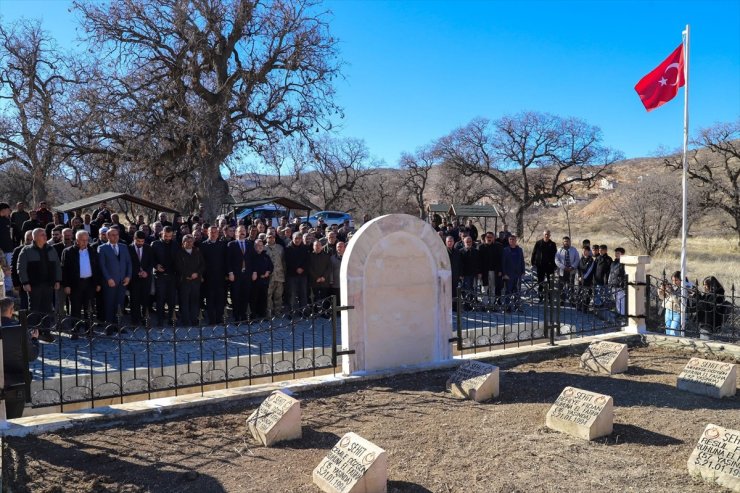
[634,43,685,112]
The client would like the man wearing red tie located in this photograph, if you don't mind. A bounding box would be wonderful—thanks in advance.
[227,225,252,322]
[128,231,154,325]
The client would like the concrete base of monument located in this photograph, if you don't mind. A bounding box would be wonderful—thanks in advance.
[247,390,302,447]
[687,423,740,492]
[579,341,629,375]
[446,361,500,402]
[677,358,737,399]
[545,387,614,441]
[313,432,388,493]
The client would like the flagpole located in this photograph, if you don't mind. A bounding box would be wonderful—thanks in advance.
[680,24,690,335]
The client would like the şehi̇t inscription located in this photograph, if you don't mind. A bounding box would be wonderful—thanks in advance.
[446,360,499,402]
[313,432,387,493]
[545,387,613,441]
[677,358,737,399]
[688,424,740,492]
[246,390,301,446]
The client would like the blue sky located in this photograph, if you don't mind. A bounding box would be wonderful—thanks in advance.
[2,0,739,165]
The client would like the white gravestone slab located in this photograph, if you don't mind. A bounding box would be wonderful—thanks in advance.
[688,424,740,492]
[446,360,500,402]
[580,341,629,374]
[545,387,613,441]
[313,432,387,493]
[677,358,737,399]
[246,390,301,447]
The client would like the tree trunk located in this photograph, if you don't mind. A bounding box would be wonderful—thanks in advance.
[198,160,230,223]
[515,205,525,238]
[32,169,48,205]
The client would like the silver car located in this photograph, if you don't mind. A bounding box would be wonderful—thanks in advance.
[308,211,354,228]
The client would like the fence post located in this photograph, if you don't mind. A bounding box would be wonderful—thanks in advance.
[620,255,651,334]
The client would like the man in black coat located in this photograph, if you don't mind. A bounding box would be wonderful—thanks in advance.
[61,230,102,324]
[459,236,481,292]
[445,236,463,305]
[531,229,557,301]
[128,230,154,325]
[151,226,180,326]
[284,232,309,311]
[175,235,205,326]
[200,225,228,325]
[477,231,503,305]
[1,298,40,418]
[227,225,253,322]
[11,230,33,309]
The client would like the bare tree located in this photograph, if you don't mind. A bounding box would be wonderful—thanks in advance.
[434,112,623,236]
[400,145,436,219]
[305,137,378,211]
[611,175,702,256]
[0,20,72,203]
[665,121,740,246]
[62,0,340,220]
[434,160,489,206]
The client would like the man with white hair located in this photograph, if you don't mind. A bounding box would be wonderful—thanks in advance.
[62,230,102,324]
[18,228,61,342]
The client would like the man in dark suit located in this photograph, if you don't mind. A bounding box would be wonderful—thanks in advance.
[227,225,252,322]
[61,230,102,324]
[200,225,227,325]
[128,230,154,325]
[152,226,179,327]
[11,230,33,309]
[98,227,132,329]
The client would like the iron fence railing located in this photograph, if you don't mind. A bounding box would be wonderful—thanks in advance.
[17,296,349,412]
[452,274,628,355]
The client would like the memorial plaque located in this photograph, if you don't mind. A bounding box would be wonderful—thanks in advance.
[677,358,737,399]
[446,360,500,402]
[313,432,387,493]
[579,341,628,374]
[545,387,613,441]
[688,424,740,492]
[246,390,301,446]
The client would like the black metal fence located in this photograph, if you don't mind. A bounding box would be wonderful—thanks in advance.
[646,274,739,342]
[452,275,628,355]
[18,296,351,412]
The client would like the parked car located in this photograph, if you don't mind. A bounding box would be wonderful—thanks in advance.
[236,204,289,228]
[307,211,354,229]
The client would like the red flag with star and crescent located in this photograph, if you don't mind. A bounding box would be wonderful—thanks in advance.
[634,43,685,112]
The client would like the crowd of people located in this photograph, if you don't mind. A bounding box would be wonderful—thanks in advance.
[438,222,628,314]
[0,200,353,339]
[657,271,733,338]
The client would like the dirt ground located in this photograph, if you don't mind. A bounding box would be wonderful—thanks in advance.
[4,346,739,493]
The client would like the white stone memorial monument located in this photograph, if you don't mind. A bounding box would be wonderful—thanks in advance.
[688,423,740,492]
[313,432,387,493]
[340,214,452,374]
[446,360,500,402]
[246,390,301,446]
[545,387,613,441]
[579,341,629,374]
[677,358,737,399]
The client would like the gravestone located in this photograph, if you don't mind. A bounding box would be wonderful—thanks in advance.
[446,360,500,402]
[313,432,387,493]
[677,358,737,399]
[579,341,628,374]
[687,423,740,492]
[246,390,301,446]
[545,387,613,440]
[341,214,452,374]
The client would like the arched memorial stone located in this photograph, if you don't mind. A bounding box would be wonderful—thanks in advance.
[340,214,452,374]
